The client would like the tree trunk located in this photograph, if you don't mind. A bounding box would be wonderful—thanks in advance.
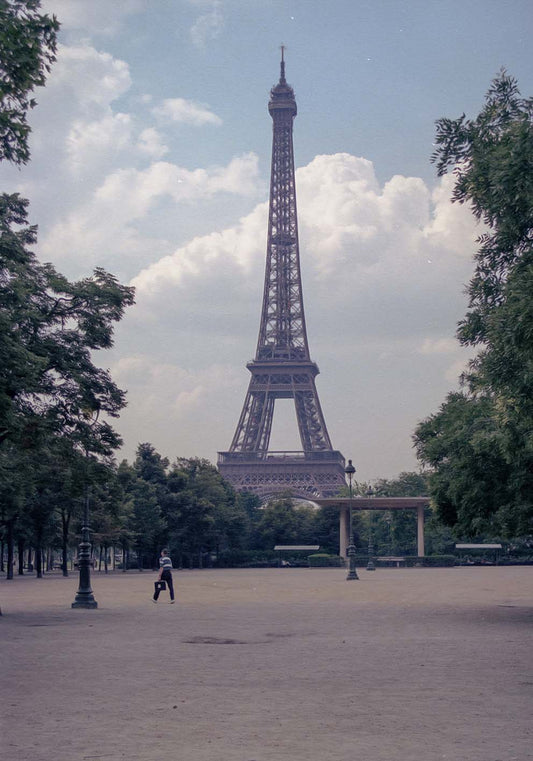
[61,508,71,577]
[5,520,14,580]
[104,544,109,574]
[35,540,43,578]
[18,538,24,575]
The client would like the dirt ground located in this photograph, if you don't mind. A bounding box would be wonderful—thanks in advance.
[1,566,532,761]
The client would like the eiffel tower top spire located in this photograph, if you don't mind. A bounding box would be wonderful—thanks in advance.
[268,47,297,117]
[257,50,306,361]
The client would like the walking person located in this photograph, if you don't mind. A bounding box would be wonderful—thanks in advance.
[152,548,175,603]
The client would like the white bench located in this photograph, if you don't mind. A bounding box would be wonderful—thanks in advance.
[377,556,406,568]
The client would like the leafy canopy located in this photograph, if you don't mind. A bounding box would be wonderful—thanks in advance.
[415,71,533,537]
[0,0,59,164]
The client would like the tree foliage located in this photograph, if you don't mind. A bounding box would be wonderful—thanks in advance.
[0,0,59,164]
[0,193,135,451]
[0,1,135,583]
[416,71,533,537]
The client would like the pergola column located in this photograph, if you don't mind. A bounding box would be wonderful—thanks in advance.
[417,504,425,557]
[339,506,349,559]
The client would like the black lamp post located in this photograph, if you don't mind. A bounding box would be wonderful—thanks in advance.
[345,459,359,580]
[72,485,98,609]
[366,485,376,571]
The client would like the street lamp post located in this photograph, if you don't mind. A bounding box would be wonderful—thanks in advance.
[345,459,359,580]
[366,485,376,571]
[72,486,98,609]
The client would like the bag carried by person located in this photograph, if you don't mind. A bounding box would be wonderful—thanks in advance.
[154,580,166,592]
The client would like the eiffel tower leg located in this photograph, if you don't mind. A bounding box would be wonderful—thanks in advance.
[294,386,332,451]
[230,388,275,453]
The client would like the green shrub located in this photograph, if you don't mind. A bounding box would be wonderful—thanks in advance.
[408,555,455,567]
[214,550,278,568]
[308,553,344,567]
[370,555,456,567]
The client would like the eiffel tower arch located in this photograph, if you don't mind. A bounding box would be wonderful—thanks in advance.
[218,52,346,500]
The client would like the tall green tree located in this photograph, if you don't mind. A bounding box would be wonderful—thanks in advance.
[415,71,533,536]
[0,1,135,595]
[250,496,318,550]
[0,198,135,450]
[118,460,166,570]
[168,458,246,565]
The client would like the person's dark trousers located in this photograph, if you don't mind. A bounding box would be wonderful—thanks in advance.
[153,569,175,601]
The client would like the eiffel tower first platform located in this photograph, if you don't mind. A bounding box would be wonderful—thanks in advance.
[218,52,346,500]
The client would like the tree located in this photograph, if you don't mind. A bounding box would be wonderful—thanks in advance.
[1,1,134,453]
[0,0,59,164]
[134,443,169,488]
[124,467,166,570]
[250,495,318,550]
[90,466,129,572]
[365,472,430,555]
[0,197,135,575]
[372,472,429,498]
[0,2,135,598]
[0,197,135,450]
[117,458,162,569]
[166,458,247,566]
[415,71,533,536]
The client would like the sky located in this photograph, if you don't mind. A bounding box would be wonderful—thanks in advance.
[2,0,532,481]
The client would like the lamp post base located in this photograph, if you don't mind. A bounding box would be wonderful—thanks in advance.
[346,544,359,580]
[72,597,98,609]
[72,533,97,608]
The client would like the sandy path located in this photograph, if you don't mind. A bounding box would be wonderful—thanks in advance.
[1,567,532,761]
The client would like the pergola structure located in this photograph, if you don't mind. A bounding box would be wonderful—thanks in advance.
[313,497,430,559]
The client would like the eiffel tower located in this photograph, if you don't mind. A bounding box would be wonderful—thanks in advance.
[218,51,346,499]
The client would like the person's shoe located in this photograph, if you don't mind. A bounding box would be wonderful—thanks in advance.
[152,598,157,603]
[170,600,175,604]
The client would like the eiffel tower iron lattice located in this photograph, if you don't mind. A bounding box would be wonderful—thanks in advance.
[218,52,346,500]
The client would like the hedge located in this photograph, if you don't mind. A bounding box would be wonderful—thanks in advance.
[308,553,344,567]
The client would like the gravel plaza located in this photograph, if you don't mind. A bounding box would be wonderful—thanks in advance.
[1,566,532,761]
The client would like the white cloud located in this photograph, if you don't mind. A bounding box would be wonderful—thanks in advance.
[124,152,480,450]
[66,112,133,170]
[424,173,482,255]
[42,0,146,35]
[132,200,267,297]
[111,356,243,459]
[137,128,169,158]
[93,152,259,209]
[40,153,261,272]
[49,43,132,111]
[132,153,477,313]
[152,98,222,126]
[25,43,135,176]
[445,358,471,384]
[190,0,224,48]
[419,337,458,354]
